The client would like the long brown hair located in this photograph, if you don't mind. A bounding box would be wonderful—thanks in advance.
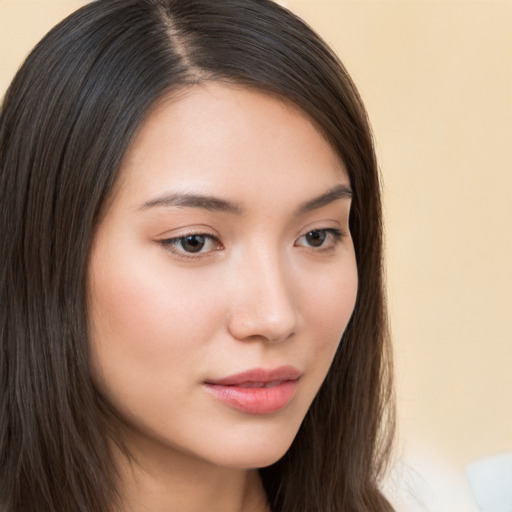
[0,1,394,510]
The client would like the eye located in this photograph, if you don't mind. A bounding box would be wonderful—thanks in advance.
[160,233,222,256]
[295,228,344,250]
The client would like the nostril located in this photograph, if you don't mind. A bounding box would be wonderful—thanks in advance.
[226,257,299,342]
[227,307,297,344]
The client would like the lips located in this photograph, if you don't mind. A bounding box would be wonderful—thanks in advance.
[204,366,301,415]
[233,380,284,388]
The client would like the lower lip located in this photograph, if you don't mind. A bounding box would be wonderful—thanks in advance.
[204,380,298,415]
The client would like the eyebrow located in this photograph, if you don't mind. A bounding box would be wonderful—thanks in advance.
[140,193,243,214]
[139,183,352,215]
[296,184,352,214]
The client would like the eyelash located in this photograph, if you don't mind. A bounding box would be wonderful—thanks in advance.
[159,228,346,259]
[159,232,222,259]
[294,228,345,251]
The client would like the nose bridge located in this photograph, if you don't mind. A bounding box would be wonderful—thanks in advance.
[227,243,298,343]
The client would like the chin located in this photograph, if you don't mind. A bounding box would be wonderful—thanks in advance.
[214,445,292,470]
[203,426,299,470]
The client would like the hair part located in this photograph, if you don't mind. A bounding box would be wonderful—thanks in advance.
[0,1,394,510]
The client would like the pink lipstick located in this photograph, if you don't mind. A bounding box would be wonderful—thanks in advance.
[204,366,300,415]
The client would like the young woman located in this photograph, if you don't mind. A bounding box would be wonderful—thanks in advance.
[0,1,394,511]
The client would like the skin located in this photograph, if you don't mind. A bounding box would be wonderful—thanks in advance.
[88,83,358,512]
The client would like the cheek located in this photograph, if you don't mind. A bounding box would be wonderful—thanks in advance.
[303,258,358,341]
[320,285,357,368]
[293,253,358,386]
[87,245,225,396]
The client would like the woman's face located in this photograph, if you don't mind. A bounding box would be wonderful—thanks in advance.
[88,83,358,469]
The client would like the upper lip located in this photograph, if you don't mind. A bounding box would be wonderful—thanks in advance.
[205,365,301,386]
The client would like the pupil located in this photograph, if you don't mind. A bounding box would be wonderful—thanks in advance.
[182,235,205,253]
[306,230,326,247]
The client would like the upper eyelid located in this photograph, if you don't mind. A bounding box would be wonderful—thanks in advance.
[165,232,218,241]
[295,225,346,240]
[158,228,220,241]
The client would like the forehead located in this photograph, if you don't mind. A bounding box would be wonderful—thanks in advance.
[116,82,348,208]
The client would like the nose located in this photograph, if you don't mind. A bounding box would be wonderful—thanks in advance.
[226,249,299,344]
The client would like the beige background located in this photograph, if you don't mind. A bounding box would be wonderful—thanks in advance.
[1,1,511,509]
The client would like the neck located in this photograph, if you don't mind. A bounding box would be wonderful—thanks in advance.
[111,433,270,512]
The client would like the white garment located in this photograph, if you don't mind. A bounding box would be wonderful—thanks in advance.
[466,452,512,512]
